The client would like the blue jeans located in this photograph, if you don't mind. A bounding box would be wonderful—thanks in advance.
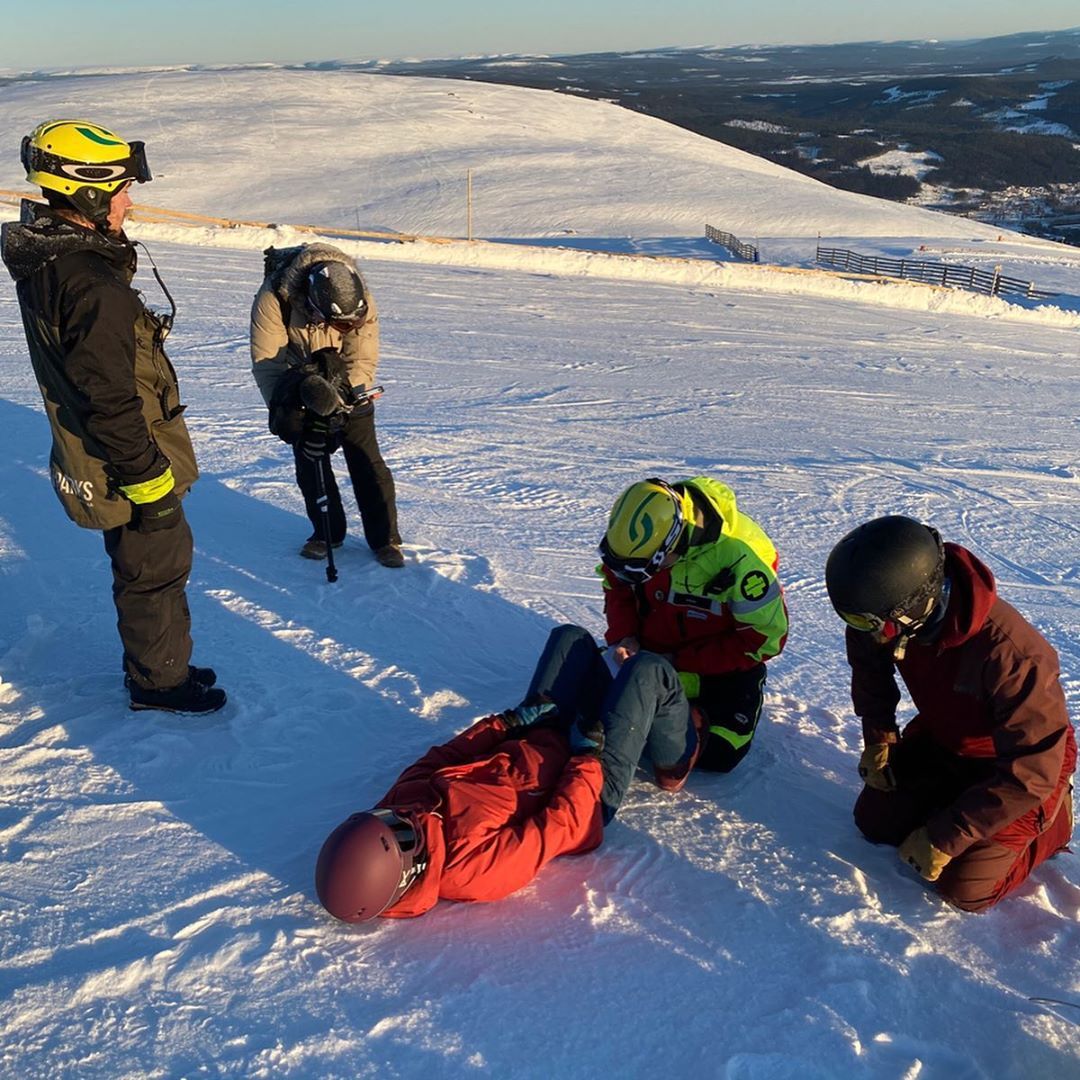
[526,625,696,823]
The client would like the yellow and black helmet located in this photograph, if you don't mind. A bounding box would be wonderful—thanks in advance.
[21,119,151,222]
[599,478,693,584]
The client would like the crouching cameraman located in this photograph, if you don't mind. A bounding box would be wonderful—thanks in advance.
[251,244,403,568]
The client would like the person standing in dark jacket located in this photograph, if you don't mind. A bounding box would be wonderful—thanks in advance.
[1,119,225,714]
[825,515,1074,911]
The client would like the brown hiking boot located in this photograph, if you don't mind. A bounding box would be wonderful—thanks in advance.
[300,537,343,560]
[375,543,405,568]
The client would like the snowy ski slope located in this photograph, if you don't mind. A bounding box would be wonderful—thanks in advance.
[0,69,1078,1079]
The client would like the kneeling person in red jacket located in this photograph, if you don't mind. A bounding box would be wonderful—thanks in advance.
[316,707,603,922]
[826,515,1075,912]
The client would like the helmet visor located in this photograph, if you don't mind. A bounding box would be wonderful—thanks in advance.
[371,808,427,907]
[23,137,151,185]
[599,532,676,585]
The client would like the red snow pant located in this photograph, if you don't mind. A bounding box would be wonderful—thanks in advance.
[854,733,1073,912]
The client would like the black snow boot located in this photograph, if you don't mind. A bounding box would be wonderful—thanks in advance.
[129,674,227,715]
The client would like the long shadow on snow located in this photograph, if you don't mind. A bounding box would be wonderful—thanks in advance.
[2,399,1073,1075]
[0,397,552,899]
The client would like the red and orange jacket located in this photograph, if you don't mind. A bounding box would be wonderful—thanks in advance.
[377,715,604,917]
[847,544,1076,858]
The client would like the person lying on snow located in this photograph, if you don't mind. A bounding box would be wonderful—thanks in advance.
[315,705,604,922]
[315,475,788,922]
[826,515,1075,912]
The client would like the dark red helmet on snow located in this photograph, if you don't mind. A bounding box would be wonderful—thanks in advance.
[315,809,426,922]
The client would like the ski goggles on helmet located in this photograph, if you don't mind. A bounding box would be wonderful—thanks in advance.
[837,610,901,639]
[839,571,945,642]
[320,311,369,334]
[598,515,686,585]
[371,808,428,902]
[22,138,151,186]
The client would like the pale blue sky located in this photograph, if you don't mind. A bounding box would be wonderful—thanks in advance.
[2,0,1078,70]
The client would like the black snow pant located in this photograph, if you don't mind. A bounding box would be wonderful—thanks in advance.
[694,663,768,773]
[103,507,194,691]
[293,406,399,550]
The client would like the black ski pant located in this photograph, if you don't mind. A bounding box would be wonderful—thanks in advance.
[292,407,399,550]
[694,663,767,773]
[103,508,194,691]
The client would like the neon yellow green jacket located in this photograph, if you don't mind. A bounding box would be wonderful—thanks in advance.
[601,477,788,689]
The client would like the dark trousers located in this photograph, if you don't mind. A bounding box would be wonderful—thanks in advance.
[526,625,698,823]
[695,664,768,773]
[293,408,398,550]
[853,732,1073,911]
[103,508,194,691]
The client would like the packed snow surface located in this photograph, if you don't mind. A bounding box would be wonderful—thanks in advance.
[0,69,1078,1079]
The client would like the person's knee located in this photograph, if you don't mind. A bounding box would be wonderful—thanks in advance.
[852,789,908,846]
[550,624,593,648]
[940,889,996,913]
[622,650,678,689]
[696,737,750,773]
[936,842,1023,913]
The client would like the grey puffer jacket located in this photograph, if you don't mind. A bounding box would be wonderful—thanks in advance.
[249,243,379,406]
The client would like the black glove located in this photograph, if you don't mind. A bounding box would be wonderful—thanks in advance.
[136,489,182,532]
[300,419,329,461]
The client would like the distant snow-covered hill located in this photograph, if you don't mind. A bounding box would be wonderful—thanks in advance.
[0,69,1020,242]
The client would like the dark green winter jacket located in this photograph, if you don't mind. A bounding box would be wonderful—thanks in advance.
[1,201,198,529]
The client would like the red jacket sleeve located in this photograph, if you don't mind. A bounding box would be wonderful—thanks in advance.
[438,756,604,903]
[384,715,509,797]
[602,571,640,644]
[846,627,903,744]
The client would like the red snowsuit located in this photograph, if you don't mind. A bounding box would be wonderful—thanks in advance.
[850,544,1076,910]
[376,716,604,918]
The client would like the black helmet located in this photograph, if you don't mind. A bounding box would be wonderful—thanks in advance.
[306,261,367,326]
[315,809,426,923]
[825,515,944,636]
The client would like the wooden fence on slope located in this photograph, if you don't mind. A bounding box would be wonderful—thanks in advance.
[705,224,759,263]
[815,245,1058,300]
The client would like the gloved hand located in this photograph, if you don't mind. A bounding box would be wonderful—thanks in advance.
[859,743,897,792]
[569,715,604,757]
[898,826,951,882]
[300,419,329,461]
[501,697,558,729]
[119,466,181,532]
[136,489,182,532]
